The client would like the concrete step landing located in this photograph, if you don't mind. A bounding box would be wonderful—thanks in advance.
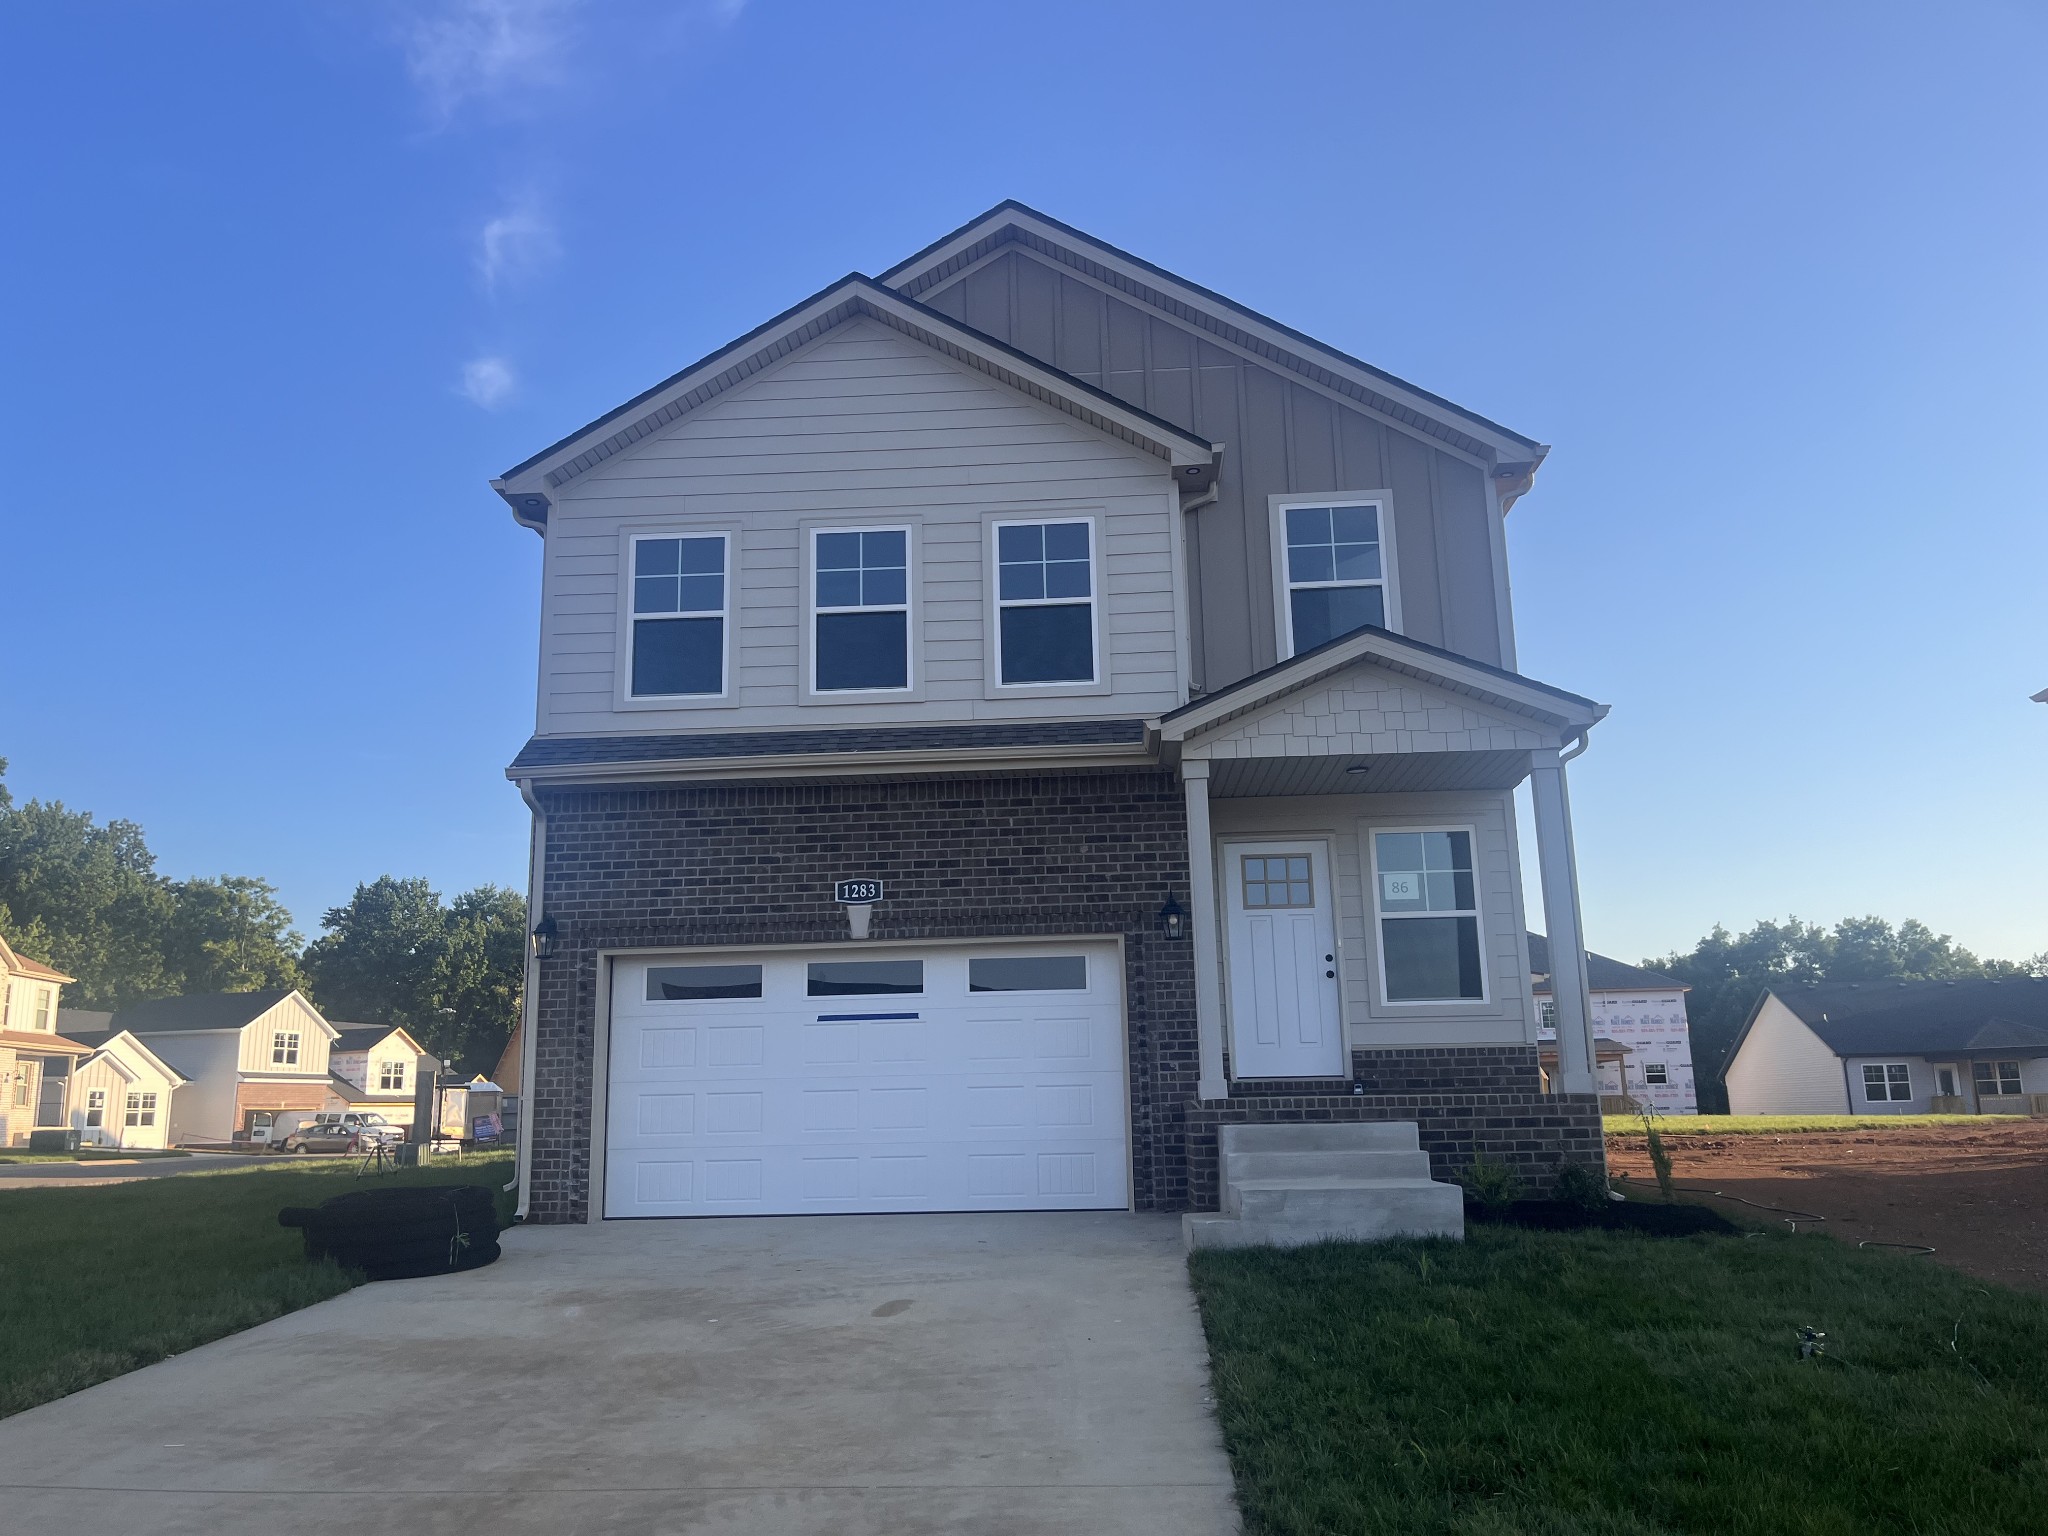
[1184,1121,1464,1250]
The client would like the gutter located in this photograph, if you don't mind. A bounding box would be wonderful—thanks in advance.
[508,778,545,1218]
[502,739,1153,787]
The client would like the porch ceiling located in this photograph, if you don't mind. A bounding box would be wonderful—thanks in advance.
[1206,749,1533,798]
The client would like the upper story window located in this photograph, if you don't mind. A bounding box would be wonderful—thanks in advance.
[1277,496,1395,656]
[630,533,728,698]
[32,987,52,1030]
[272,1030,301,1066]
[1371,828,1484,1003]
[813,528,909,693]
[378,1060,407,1092]
[995,519,1095,685]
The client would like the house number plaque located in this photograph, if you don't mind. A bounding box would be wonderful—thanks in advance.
[834,879,884,904]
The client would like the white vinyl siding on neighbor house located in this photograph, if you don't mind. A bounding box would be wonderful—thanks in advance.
[535,318,1184,734]
[1207,789,1534,1049]
[1723,998,1853,1114]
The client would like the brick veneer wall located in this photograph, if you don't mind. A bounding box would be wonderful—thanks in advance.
[523,768,1606,1223]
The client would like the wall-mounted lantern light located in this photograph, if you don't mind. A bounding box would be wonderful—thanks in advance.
[1158,896,1187,941]
[530,914,558,960]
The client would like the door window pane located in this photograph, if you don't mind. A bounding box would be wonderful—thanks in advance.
[647,964,764,1001]
[807,960,924,996]
[1241,855,1313,909]
[968,956,1087,992]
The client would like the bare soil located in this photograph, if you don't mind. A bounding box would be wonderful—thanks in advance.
[1606,1119,2048,1294]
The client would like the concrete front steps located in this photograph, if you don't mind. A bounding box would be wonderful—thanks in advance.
[1182,1121,1465,1250]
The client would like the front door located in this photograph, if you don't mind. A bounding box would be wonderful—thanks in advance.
[1222,841,1347,1079]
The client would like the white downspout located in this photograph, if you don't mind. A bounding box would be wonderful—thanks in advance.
[508,778,545,1218]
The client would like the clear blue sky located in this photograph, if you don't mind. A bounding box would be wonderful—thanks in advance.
[5,2,2043,964]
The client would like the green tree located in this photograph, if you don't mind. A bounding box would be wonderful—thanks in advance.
[160,875,305,995]
[301,876,525,1072]
[1652,915,2039,1112]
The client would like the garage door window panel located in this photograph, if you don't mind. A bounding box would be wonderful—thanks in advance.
[968,956,1088,993]
[807,960,924,997]
[648,964,764,1001]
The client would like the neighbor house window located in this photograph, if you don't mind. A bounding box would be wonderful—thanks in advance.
[272,1031,301,1066]
[995,520,1095,685]
[1862,1062,1912,1102]
[1974,1060,2023,1097]
[1281,499,1390,655]
[630,533,728,698]
[85,1089,106,1127]
[812,527,909,692]
[1537,997,1558,1029]
[1372,829,1483,1002]
[32,988,53,1030]
[126,1091,157,1127]
[378,1060,406,1092]
[1642,1062,1669,1086]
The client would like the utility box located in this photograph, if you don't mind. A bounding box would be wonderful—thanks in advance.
[28,1128,81,1154]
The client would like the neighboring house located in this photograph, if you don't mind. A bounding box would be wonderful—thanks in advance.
[1528,933,1697,1114]
[1723,977,2048,1115]
[495,201,1612,1226]
[326,1023,428,1128]
[60,1028,190,1150]
[104,990,339,1146]
[0,935,95,1146]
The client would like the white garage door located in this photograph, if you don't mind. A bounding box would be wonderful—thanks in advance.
[604,942,1128,1218]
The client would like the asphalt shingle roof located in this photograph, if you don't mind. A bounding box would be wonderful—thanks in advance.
[1526,933,1686,994]
[1772,977,2048,1057]
[109,990,297,1034]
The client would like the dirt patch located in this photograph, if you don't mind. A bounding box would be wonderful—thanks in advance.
[1606,1120,2048,1294]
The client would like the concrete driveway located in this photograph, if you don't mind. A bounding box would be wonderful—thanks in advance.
[0,1212,1237,1535]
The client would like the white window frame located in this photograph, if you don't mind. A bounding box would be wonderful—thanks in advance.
[272,1031,301,1066]
[378,1060,406,1092]
[1642,1062,1669,1086]
[1367,822,1487,1007]
[126,1090,157,1127]
[1973,1059,2023,1097]
[803,522,917,700]
[987,514,1106,695]
[32,987,53,1030]
[1270,492,1402,660]
[85,1088,106,1127]
[1862,1062,1912,1102]
[618,527,737,707]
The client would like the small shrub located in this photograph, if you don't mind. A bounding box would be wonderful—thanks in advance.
[1553,1161,1609,1214]
[1455,1151,1524,1215]
[1639,1108,1675,1200]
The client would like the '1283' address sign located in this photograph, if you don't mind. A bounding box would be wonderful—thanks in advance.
[834,879,884,904]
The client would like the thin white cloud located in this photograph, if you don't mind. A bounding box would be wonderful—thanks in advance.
[460,355,518,409]
[401,0,580,122]
[477,196,559,295]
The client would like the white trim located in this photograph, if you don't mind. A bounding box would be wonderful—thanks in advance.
[1366,822,1489,1008]
[1269,491,1401,660]
[987,514,1106,695]
[619,528,737,707]
[1860,1061,1913,1103]
[802,521,919,702]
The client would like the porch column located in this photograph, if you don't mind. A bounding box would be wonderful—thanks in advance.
[1182,760,1229,1102]
[1529,747,1597,1095]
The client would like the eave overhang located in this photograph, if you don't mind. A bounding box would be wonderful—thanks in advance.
[492,274,1220,532]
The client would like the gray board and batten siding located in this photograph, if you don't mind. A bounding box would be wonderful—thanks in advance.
[538,317,1188,736]
[908,243,1510,694]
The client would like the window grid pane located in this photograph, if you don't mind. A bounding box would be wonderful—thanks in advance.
[815,529,908,611]
[1241,854,1315,909]
[634,537,725,615]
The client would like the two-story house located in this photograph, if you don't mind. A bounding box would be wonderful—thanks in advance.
[495,203,1608,1230]
[104,990,338,1147]
[323,1022,428,1130]
[1,933,96,1147]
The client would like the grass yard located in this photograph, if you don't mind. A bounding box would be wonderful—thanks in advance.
[1603,1113,1986,1136]
[0,1149,193,1164]
[1191,1225,2048,1535]
[0,1151,514,1418]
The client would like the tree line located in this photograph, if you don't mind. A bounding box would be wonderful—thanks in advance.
[1649,917,2046,1112]
[0,761,523,1073]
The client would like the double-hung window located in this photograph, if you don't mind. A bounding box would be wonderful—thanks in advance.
[630,533,728,698]
[272,1031,301,1066]
[995,520,1096,685]
[126,1091,157,1127]
[1862,1062,1912,1102]
[32,988,52,1030]
[1642,1062,1669,1086]
[1279,498,1391,655]
[378,1060,407,1092]
[85,1089,106,1128]
[1974,1060,2023,1097]
[1372,829,1484,1002]
[813,528,909,692]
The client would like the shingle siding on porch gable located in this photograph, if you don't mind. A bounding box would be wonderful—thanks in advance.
[1180,666,1553,762]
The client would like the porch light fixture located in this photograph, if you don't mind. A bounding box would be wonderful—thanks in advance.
[1345,762,1370,775]
[529,914,558,960]
[1158,896,1187,941]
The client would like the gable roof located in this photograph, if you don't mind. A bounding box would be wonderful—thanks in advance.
[1157,624,1605,748]
[1527,933,1688,994]
[0,934,72,984]
[1720,976,2048,1079]
[879,200,1547,488]
[493,273,1218,529]
[329,1024,426,1056]
[67,1028,191,1086]
[109,989,326,1037]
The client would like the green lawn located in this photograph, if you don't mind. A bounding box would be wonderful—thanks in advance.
[1604,1113,1988,1136]
[0,1151,514,1418]
[1191,1226,2048,1535]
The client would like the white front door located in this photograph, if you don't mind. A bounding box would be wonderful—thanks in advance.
[604,942,1129,1218]
[1222,841,1347,1079]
